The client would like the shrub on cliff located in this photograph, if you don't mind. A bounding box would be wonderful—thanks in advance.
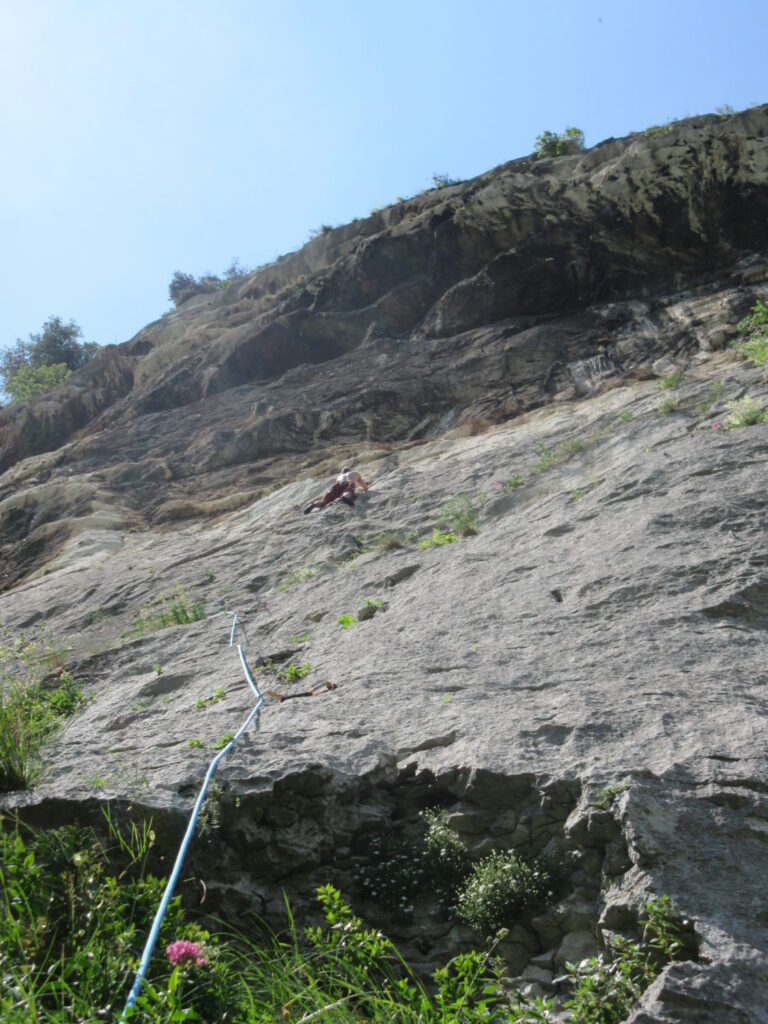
[732,299,768,367]
[3,362,72,402]
[534,126,585,157]
[168,259,252,307]
[1,316,98,401]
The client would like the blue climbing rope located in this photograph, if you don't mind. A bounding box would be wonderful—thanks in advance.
[120,613,263,1022]
[120,497,339,1019]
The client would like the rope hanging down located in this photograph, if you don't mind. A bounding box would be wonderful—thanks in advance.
[120,612,263,1022]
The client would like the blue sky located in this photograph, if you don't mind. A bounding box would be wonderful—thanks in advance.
[1,0,765,355]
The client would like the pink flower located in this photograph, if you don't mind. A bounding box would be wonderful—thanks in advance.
[165,940,206,967]
[712,421,722,430]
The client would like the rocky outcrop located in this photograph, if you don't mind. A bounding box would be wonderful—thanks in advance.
[1,107,768,1021]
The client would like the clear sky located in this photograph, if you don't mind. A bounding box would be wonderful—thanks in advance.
[1,0,765,355]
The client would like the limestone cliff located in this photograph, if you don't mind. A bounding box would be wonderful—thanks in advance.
[1,107,768,1021]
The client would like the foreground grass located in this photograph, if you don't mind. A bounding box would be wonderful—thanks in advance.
[0,628,85,791]
[0,812,688,1023]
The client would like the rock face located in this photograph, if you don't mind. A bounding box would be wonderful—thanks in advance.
[1,108,768,1021]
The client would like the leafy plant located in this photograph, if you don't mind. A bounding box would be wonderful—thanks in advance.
[421,808,471,898]
[657,370,683,390]
[1,315,98,401]
[289,633,311,644]
[3,362,73,401]
[277,661,311,682]
[376,531,404,552]
[505,474,525,489]
[187,738,204,749]
[593,783,627,809]
[724,395,768,428]
[213,733,234,751]
[657,393,681,415]
[566,896,685,1024]
[277,565,319,591]
[431,173,462,187]
[419,529,458,550]
[435,495,483,536]
[618,410,635,423]
[152,663,163,676]
[135,584,205,637]
[455,851,553,935]
[0,633,85,791]
[732,300,768,367]
[337,613,358,629]
[534,126,585,157]
[194,687,226,710]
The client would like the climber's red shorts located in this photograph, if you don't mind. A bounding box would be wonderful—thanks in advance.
[320,482,356,506]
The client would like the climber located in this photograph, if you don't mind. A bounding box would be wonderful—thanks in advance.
[303,467,369,513]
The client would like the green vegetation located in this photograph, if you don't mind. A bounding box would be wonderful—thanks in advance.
[431,173,463,187]
[504,474,525,489]
[643,121,675,137]
[657,393,681,415]
[187,738,204,749]
[732,299,768,367]
[135,584,205,637]
[0,810,688,1023]
[277,661,312,682]
[593,783,627,809]
[153,664,163,676]
[376,530,405,552]
[571,479,602,501]
[534,430,606,473]
[419,529,459,550]
[618,409,635,423]
[0,629,84,791]
[289,633,311,644]
[534,126,585,157]
[657,370,683,390]
[3,362,72,401]
[277,565,319,591]
[436,494,484,536]
[359,809,553,939]
[724,394,768,428]
[566,896,685,1024]
[168,259,251,307]
[337,613,358,629]
[1,316,98,402]
[213,733,235,750]
[194,687,226,710]
[455,851,553,935]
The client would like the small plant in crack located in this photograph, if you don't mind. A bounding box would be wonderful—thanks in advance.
[289,633,311,645]
[732,299,768,368]
[435,495,484,537]
[194,687,226,710]
[657,393,681,415]
[187,738,204,749]
[277,662,312,682]
[277,565,319,592]
[593,782,627,809]
[504,474,525,489]
[657,370,683,390]
[565,895,689,1024]
[213,733,234,751]
[134,583,205,637]
[197,779,223,836]
[419,529,458,550]
[724,394,768,428]
[337,613,358,629]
